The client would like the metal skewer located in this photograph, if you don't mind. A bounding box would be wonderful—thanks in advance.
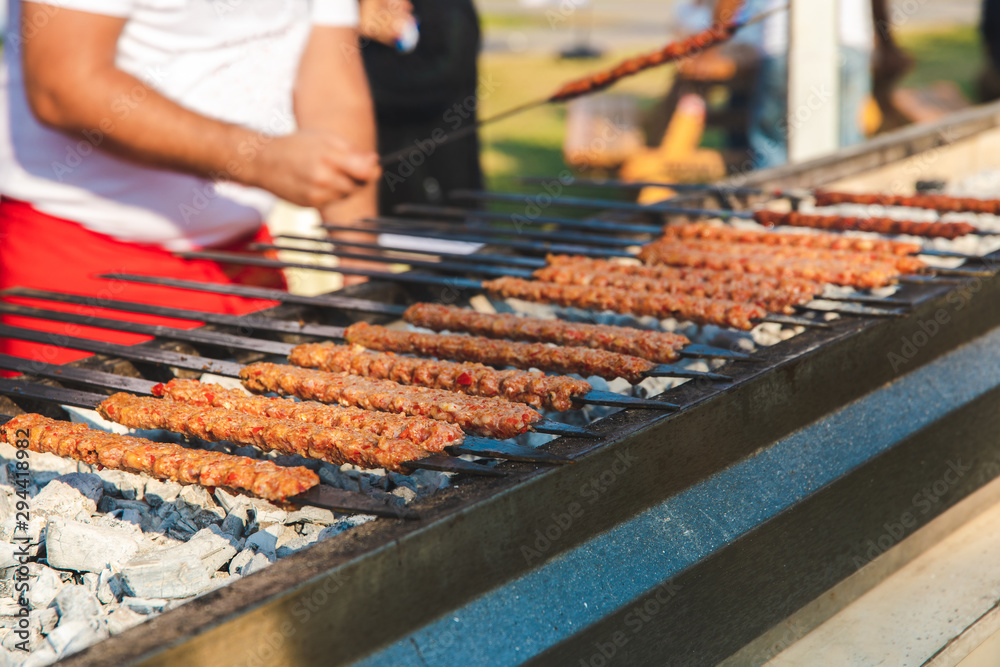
[0,379,504,479]
[393,203,665,235]
[2,287,349,340]
[252,242,906,318]
[326,218,989,268]
[266,239,914,309]
[97,274,752,361]
[253,244,534,278]
[102,273,407,316]
[0,407,419,518]
[451,189,1000,242]
[320,223,636,257]
[0,325,594,439]
[379,100,547,167]
[178,251,831,327]
[0,353,568,464]
[525,176,1000,222]
[276,235,547,269]
[358,216,644,247]
[393,203,988,261]
[0,303,715,399]
[517,175,765,197]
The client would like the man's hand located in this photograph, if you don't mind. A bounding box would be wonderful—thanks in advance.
[20,4,377,211]
[360,0,414,48]
[295,25,381,286]
[248,131,379,209]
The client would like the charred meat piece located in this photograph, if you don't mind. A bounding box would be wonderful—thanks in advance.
[287,343,592,411]
[403,303,688,364]
[1,413,318,502]
[640,236,927,273]
[664,220,924,253]
[152,378,465,451]
[550,24,737,101]
[533,264,823,314]
[484,277,767,330]
[752,209,975,240]
[813,190,1000,220]
[343,323,655,384]
[239,363,542,440]
[97,393,430,473]
[635,245,908,289]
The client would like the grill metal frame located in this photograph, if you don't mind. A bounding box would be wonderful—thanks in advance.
[3,102,995,666]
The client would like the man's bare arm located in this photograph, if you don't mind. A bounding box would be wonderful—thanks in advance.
[295,25,379,225]
[21,3,378,209]
[295,25,384,284]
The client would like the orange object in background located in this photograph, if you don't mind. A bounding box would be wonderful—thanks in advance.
[0,197,285,375]
[619,94,726,204]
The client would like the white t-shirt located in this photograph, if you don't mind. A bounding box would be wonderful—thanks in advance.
[0,0,358,251]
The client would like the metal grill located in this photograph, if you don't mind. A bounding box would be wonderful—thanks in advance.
[3,103,1000,666]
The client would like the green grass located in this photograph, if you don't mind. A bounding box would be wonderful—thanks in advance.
[479,13,555,31]
[478,48,666,203]
[477,25,984,198]
[896,26,981,101]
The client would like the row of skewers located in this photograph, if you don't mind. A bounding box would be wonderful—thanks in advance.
[5,177,999,518]
[0,278,751,515]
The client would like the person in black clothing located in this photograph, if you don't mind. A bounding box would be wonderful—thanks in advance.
[362,0,484,214]
[980,0,1000,101]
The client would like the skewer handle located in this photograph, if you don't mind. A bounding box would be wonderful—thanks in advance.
[289,485,420,519]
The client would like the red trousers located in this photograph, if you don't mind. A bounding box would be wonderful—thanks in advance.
[0,198,286,375]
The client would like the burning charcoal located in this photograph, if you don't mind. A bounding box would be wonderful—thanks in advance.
[0,544,16,570]
[162,526,238,573]
[32,474,103,517]
[2,626,43,652]
[283,506,335,526]
[243,525,282,560]
[143,479,181,507]
[240,553,272,577]
[221,506,249,540]
[120,552,212,600]
[122,597,169,615]
[212,489,240,514]
[26,566,66,610]
[166,520,198,542]
[51,586,102,628]
[316,516,376,541]
[276,532,322,559]
[0,493,11,525]
[30,607,58,637]
[120,509,142,527]
[95,469,145,501]
[177,485,217,513]
[228,548,256,576]
[96,569,125,605]
[97,496,117,514]
[105,607,145,635]
[82,572,99,592]
[46,618,109,659]
[391,486,417,504]
[45,517,142,573]
[246,500,287,528]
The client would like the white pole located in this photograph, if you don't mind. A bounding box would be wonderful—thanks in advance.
[787,0,840,163]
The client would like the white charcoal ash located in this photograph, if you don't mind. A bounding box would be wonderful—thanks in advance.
[0,411,448,666]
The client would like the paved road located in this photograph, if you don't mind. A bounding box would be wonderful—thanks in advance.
[477,0,982,53]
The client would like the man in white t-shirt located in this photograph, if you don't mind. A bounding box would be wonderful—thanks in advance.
[0,0,382,366]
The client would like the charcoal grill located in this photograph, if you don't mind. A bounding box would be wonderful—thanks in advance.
[4,103,1000,666]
